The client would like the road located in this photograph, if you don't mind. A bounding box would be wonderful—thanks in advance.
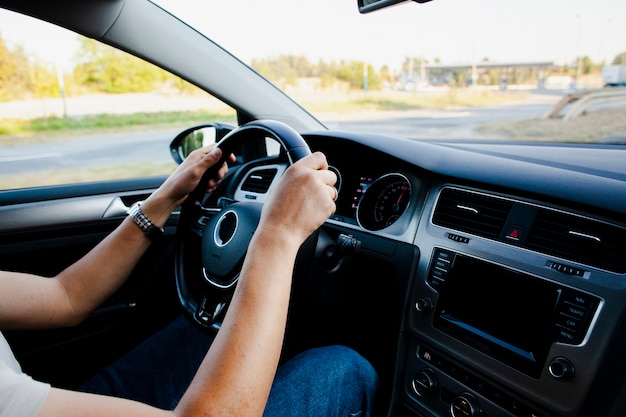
[322,101,554,140]
[0,92,564,179]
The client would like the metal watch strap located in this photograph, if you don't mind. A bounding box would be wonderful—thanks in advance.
[128,202,165,239]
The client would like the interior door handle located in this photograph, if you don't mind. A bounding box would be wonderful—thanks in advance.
[102,196,134,219]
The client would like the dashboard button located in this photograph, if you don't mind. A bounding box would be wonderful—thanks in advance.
[549,357,575,381]
[411,368,438,397]
[450,393,480,417]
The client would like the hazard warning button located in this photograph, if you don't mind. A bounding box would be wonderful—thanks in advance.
[504,226,525,242]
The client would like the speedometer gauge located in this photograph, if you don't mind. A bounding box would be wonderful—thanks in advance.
[356,173,411,231]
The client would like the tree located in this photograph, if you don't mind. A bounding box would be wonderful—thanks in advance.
[0,34,56,101]
[451,70,466,87]
[251,55,382,91]
[252,54,314,87]
[0,35,16,100]
[379,65,393,85]
[581,56,594,74]
[612,51,626,65]
[333,60,381,90]
[30,62,59,98]
[73,38,171,93]
[0,36,29,100]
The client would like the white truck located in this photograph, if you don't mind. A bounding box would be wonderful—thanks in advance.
[602,65,626,87]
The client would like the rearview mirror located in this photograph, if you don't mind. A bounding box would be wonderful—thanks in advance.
[169,123,236,164]
[358,0,432,14]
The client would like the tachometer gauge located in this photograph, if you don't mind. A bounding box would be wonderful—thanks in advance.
[356,173,411,231]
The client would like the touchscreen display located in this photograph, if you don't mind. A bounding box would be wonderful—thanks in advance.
[433,254,560,377]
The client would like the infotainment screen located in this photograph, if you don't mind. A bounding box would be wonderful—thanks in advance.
[432,251,560,377]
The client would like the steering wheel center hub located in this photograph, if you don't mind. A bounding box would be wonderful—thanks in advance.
[215,210,238,246]
[201,202,263,288]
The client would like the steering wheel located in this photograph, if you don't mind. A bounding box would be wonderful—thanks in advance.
[174,119,311,331]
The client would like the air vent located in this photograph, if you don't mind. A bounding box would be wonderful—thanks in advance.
[432,188,513,239]
[527,209,626,274]
[241,168,278,193]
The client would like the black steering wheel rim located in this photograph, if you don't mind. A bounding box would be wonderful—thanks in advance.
[174,119,311,330]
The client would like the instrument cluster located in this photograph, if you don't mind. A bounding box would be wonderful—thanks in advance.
[330,165,414,232]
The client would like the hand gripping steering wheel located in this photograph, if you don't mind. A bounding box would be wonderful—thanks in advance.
[174,119,311,331]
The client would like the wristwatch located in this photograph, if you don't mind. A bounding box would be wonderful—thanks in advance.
[127,201,165,240]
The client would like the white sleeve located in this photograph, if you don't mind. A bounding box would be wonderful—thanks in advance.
[0,355,50,417]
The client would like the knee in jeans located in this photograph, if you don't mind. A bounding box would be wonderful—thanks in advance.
[323,345,379,390]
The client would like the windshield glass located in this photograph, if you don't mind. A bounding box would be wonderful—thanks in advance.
[0,1,625,190]
[155,0,626,144]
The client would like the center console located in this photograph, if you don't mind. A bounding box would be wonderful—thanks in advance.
[399,185,624,417]
[429,249,598,381]
[402,248,601,417]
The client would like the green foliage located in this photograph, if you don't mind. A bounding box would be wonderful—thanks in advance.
[181,130,205,157]
[73,38,170,93]
[334,61,380,90]
[0,28,613,107]
[0,34,62,101]
[613,51,626,65]
[251,55,382,91]
[581,56,594,74]
[402,56,429,74]
[31,62,62,98]
[451,70,466,87]
[252,54,314,86]
[0,109,236,146]
[0,31,205,100]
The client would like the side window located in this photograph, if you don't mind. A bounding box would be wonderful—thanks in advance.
[0,9,236,191]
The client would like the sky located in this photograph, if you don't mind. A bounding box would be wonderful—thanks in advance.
[0,0,625,72]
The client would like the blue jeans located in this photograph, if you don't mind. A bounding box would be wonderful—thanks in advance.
[80,316,378,416]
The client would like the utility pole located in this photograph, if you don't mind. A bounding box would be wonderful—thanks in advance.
[574,13,582,89]
[363,61,368,93]
[55,62,68,119]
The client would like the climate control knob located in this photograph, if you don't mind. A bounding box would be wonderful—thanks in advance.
[549,357,575,381]
[411,368,437,397]
[415,297,433,313]
[450,393,480,417]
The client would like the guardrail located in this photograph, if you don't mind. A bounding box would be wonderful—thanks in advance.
[543,88,626,120]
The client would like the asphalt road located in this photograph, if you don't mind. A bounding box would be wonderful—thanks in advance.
[0,128,181,178]
[322,101,553,140]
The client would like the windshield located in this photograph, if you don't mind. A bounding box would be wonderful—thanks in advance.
[0,0,625,190]
[155,0,626,144]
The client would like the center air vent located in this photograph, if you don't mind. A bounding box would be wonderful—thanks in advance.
[527,209,626,274]
[241,168,278,194]
[432,188,513,239]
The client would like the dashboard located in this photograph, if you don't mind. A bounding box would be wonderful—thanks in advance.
[229,130,626,417]
[3,3,625,417]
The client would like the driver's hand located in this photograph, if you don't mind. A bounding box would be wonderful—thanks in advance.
[259,152,337,244]
[156,144,235,207]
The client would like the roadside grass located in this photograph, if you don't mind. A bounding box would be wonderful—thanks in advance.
[299,89,531,113]
[0,162,178,190]
[0,109,237,147]
[477,106,626,142]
